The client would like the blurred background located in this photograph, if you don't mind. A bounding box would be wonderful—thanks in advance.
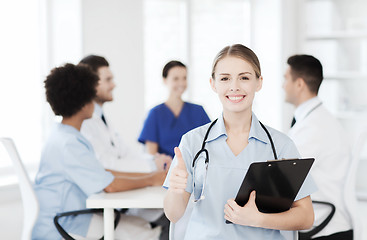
[1,0,367,238]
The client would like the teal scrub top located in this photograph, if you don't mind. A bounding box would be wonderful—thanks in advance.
[163,113,317,240]
[32,123,114,240]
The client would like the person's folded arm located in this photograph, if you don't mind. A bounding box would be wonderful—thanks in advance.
[104,169,167,192]
[224,192,314,230]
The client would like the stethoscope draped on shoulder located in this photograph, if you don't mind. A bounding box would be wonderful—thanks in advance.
[191,118,278,202]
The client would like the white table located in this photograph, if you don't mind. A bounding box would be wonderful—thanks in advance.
[86,186,166,240]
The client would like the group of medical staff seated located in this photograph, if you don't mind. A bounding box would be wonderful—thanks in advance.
[31,45,353,240]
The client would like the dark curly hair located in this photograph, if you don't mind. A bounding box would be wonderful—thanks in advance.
[45,63,99,117]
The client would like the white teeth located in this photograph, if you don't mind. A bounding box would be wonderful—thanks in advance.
[228,96,244,101]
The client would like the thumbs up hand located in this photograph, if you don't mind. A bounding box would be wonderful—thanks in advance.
[168,147,188,194]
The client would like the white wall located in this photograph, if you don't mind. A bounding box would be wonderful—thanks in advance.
[250,0,284,130]
[280,0,300,131]
[81,0,145,150]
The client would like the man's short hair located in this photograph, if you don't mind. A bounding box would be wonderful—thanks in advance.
[79,55,109,73]
[287,54,323,94]
[45,63,99,117]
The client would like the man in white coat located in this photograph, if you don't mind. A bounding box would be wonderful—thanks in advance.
[283,54,352,240]
[80,55,171,240]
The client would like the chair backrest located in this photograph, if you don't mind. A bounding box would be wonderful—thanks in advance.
[344,127,367,240]
[0,138,39,240]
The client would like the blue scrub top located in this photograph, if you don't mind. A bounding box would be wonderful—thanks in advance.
[32,123,114,240]
[138,102,210,157]
[163,113,317,240]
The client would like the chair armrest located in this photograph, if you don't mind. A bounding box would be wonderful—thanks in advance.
[298,201,335,240]
[54,208,121,240]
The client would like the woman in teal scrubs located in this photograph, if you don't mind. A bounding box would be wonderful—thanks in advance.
[163,45,316,240]
[138,61,210,158]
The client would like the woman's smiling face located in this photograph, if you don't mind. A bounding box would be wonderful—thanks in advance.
[211,56,262,114]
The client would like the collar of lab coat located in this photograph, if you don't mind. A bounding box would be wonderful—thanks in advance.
[93,102,104,118]
[294,96,321,123]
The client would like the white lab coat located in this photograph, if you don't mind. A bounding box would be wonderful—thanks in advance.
[81,103,155,173]
[288,97,352,238]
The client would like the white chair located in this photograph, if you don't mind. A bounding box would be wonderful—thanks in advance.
[344,127,367,240]
[0,138,39,240]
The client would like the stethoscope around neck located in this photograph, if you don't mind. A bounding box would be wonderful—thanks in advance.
[191,118,278,202]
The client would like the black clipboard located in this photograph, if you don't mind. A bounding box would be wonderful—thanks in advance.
[226,158,314,224]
